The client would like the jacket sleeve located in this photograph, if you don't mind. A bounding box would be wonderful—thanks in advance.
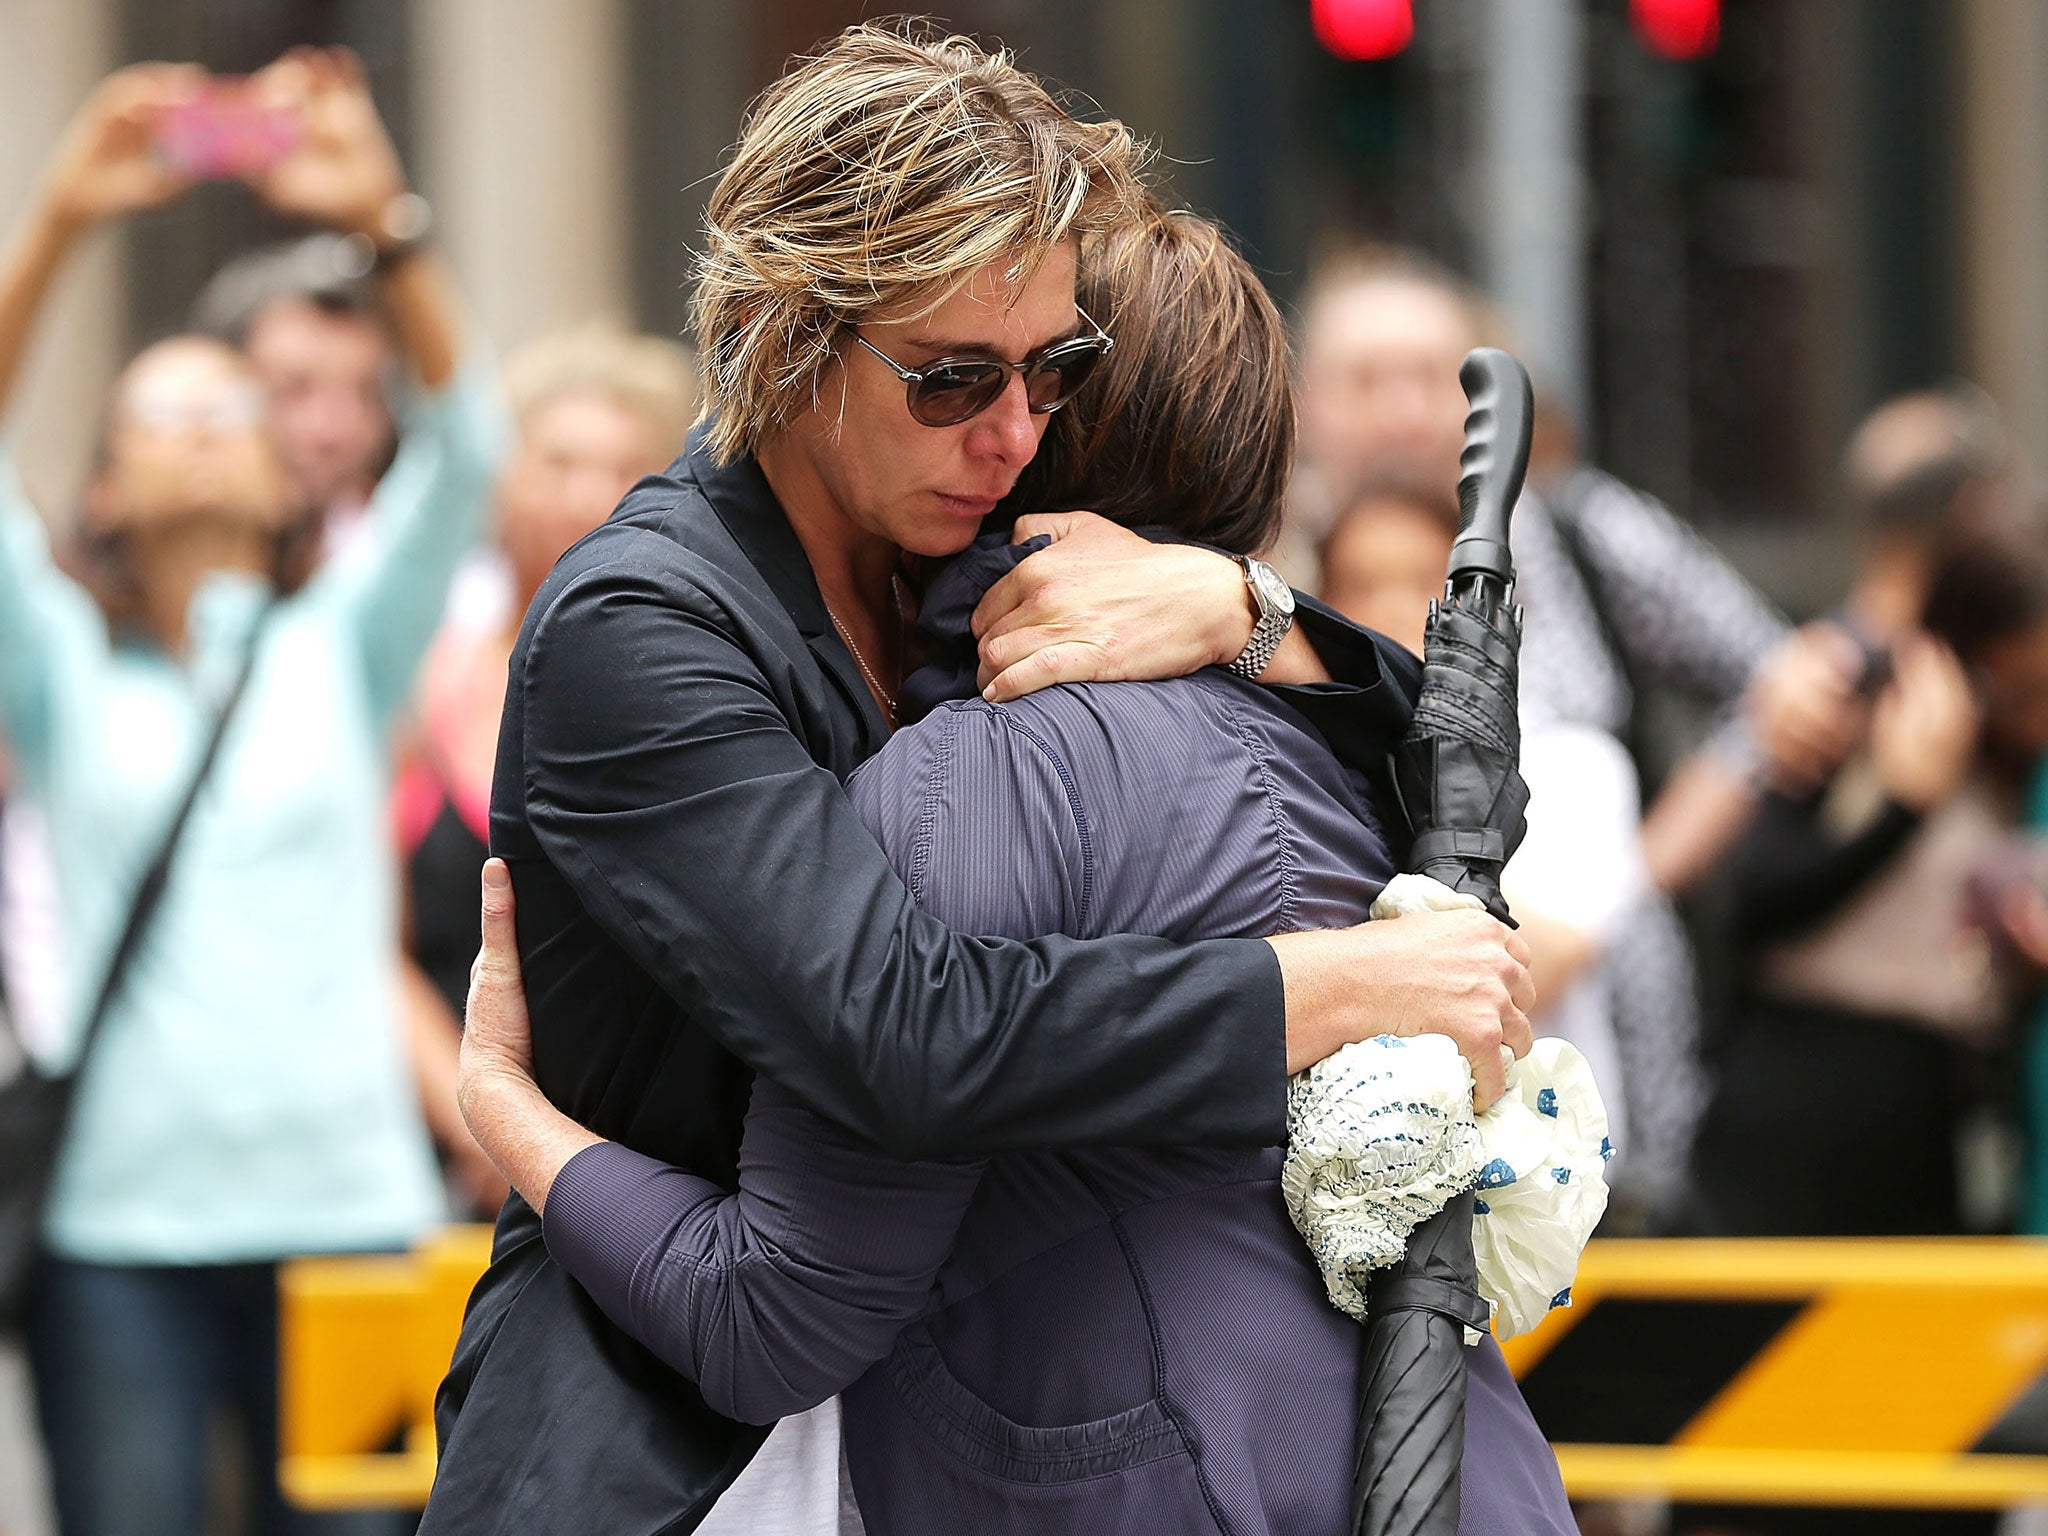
[541,1085,984,1424]
[516,549,1288,1158]
[1266,594,1421,775]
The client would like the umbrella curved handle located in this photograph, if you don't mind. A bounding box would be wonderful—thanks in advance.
[1449,347,1534,589]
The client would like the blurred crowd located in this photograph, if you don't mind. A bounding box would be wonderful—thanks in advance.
[0,41,2045,1536]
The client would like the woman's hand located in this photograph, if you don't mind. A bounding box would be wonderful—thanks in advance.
[972,513,1253,701]
[40,64,206,235]
[1269,908,1535,1110]
[456,859,600,1215]
[1871,634,1979,811]
[244,47,407,241]
[458,860,537,1102]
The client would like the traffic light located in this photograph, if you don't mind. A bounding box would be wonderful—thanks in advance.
[1311,0,1414,62]
[1630,0,1720,60]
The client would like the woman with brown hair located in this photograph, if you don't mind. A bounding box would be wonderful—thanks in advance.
[452,204,1571,1536]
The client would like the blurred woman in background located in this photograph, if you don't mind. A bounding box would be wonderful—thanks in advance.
[396,324,694,1216]
[0,53,498,1536]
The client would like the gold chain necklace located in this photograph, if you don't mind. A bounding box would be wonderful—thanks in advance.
[825,573,907,727]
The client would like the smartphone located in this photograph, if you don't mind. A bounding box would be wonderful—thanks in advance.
[155,82,299,180]
[1851,634,1893,698]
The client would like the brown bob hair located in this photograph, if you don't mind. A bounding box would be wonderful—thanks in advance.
[1012,205,1294,557]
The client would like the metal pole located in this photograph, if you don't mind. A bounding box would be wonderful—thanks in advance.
[1476,0,1588,430]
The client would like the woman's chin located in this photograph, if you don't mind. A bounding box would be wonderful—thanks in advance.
[894,519,986,560]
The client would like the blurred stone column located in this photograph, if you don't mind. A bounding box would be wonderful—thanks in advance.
[413,0,632,352]
[0,0,122,519]
[1956,0,2048,480]
[0,10,114,1531]
[1476,0,1588,430]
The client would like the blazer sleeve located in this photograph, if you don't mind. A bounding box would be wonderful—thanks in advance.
[516,550,1288,1158]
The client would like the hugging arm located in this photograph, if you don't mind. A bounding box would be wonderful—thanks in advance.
[460,875,981,1422]
[541,1085,983,1423]
[517,560,1290,1158]
[479,715,1090,1419]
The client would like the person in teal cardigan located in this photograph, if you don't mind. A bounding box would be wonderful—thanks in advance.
[0,52,502,1536]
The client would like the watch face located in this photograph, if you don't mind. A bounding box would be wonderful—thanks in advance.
[1253,560,1296,615]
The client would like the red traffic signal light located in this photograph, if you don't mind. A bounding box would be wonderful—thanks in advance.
[1631,0,1720,60]
[1312,0,1414,62]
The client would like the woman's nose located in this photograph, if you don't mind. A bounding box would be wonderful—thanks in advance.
[970,371,1039,466]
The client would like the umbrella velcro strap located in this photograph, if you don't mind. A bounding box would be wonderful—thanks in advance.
[1366,1275,1491,1333]
[1408,829,1507,867]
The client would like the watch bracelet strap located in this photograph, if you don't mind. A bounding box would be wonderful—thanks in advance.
[1228,607,1290,678]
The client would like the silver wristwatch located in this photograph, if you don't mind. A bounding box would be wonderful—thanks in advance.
[1226,555,1296,679]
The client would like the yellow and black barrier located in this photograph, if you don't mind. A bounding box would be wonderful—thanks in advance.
[278,1225,492,1510]
[279,1232,2048,1510]
[1498,1238,2048,1508]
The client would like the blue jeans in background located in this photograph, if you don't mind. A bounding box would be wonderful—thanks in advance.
[26,1257,416,1536]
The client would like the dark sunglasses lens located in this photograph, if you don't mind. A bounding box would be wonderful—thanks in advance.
[1025,342,1107,413]
[910,362,1006,427]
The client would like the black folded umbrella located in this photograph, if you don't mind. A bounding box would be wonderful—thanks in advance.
[1351,347,1534,1536]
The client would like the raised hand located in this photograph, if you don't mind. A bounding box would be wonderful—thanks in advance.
[456,859,602,1216]
[42,64,207,232]
[243,47,407,241]
[1871,633,1980,810]
[1746,621,1869,792]
[1271,908,1535,1110]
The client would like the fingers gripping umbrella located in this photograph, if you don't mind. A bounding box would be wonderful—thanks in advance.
[1351,348,1535,1536]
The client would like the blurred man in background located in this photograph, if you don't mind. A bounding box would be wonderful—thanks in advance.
[1292,244,1863,1224]
[193,234,400,557]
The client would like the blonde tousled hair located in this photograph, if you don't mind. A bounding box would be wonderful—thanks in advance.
[690,19,1147,463]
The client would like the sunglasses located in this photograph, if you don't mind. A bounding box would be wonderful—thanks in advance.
[850,306,1113,428]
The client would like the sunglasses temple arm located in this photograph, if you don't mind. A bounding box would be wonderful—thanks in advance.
[851,332,923,386]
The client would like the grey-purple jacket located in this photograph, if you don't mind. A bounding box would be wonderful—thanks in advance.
[543,540,1575,1535]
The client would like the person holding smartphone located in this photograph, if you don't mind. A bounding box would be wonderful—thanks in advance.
[0,53,500,1536]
